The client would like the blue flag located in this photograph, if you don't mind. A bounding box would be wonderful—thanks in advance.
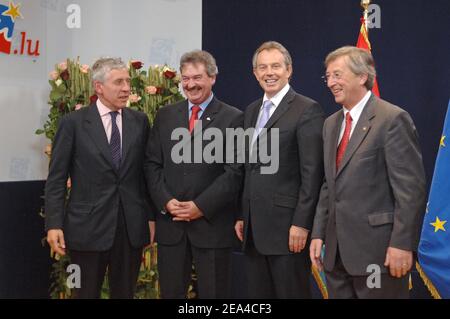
[418,99,450,299]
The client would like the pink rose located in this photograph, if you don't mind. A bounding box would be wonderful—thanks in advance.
[80,64,89,74]
[145,86,157,95]
[75,104,83,110]
[58,61,67,71]
[49,71,59,80]
[129,94,141,103]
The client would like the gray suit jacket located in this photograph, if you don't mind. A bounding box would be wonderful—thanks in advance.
[311,94,426,276]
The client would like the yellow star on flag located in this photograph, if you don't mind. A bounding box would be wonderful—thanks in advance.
[430,216,447,233]
[4,1,23,22]
[440,135,446,147]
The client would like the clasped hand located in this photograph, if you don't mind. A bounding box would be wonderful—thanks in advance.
[165,199,203,222]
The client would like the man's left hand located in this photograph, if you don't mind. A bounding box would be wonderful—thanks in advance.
[171,201,204,222]
[384,247,413,278]
[289,225,309,253]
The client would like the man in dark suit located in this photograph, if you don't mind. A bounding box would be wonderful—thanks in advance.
[45,57,154,299]
[310,46,427,298]
[146,50,243,298]
[235,41,325,298]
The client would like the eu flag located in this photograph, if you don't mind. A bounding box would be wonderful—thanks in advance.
[418,99,450,299]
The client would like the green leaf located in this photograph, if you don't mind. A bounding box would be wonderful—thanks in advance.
[35,129,45,135]
[50,90,62,101]
[55,83,67,94]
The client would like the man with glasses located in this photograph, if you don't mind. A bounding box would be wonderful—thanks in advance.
[310,46,426,298]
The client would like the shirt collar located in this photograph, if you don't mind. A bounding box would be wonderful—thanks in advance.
[96,98,122,117]
[342,91,371,121]
[263,83,290,108]
[188,92,214,111]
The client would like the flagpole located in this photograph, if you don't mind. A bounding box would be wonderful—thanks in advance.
[361,0,371,31]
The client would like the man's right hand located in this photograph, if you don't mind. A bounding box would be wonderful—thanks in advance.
[234,220,244,242]
[47,229,66,256]
[310,238,324,271]
[165,198,183,214]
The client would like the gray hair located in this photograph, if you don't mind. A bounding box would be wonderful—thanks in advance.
[91,57,128,83]
[325,46,376,90]
[180,50,218,77]
[252,41,293,69]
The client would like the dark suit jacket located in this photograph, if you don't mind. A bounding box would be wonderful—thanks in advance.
[241,88,325,255]
[145,97,243,248]
[311,94,427,276]
[45,104,154,251]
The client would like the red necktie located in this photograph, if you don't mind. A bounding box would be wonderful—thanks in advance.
[336,112,353,169]
[189,105,201,133]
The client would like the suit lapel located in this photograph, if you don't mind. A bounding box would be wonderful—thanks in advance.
[336,95,376,178]
[248,100,262,129]
[264,88,295,130]
[191,97,221,139]
[330,110,343,178]
[199,97,220,130]
[84,104,116,171]
[178,100,190,130]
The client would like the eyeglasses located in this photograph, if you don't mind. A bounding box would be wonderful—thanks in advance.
[321,72,343,84]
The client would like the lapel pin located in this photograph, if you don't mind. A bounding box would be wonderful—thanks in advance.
[363,127,367,131]
[206,117,211,121]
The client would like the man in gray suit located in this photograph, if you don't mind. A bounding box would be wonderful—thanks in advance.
[310,46,426,298]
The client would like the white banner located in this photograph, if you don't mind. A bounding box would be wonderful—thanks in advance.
[0,0,202,181]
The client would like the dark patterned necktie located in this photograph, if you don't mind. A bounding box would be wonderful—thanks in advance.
[109,111,121,170]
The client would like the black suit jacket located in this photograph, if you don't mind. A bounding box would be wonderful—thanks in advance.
[241,88,325,255]
[145,97,243,248]
[45,104,154,251]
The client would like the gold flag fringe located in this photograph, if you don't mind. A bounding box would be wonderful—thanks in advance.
[311,266,328,299]
[416,261,442,299]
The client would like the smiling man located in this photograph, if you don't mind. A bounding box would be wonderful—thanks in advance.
[235,41,324,298]
[45,57,155,298]
[310,46,426,298]
[146,50,243,298]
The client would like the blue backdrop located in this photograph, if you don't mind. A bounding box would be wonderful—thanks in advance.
[202,0,450,299]
[202,0,450,188]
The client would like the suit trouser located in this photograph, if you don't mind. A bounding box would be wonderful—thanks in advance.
[69,205,143,299]
[157,235,232,299]
[243,224,311,299]
[325,248,409,299]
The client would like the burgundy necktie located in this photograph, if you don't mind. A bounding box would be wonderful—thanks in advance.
[189,105,201,133]
[336,112,352,169]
